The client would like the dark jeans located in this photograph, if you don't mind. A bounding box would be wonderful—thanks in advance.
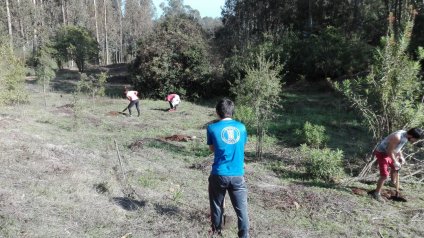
[209,175,249,238]
[168,101,178,109]
[127,100,140,116]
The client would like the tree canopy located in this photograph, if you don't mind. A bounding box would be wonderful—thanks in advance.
[130,12,212,98]
[54,25,99,72]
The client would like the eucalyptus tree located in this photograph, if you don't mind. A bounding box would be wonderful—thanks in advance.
[123,0,154,60]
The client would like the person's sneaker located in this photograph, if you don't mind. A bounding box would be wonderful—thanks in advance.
[371,191,385,203]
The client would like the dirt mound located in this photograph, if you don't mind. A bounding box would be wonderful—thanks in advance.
[351,187,368,196]
[163,134,193,142]
[358,188,407,201]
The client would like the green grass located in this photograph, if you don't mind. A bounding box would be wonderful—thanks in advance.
[0,72,423,237]
[272,89,370,152]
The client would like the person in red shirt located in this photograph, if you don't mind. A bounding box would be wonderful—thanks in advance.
[165,93,181,112]
[123,88,140,117]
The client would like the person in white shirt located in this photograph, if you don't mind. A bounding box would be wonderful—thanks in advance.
[165,93,181,112]
[123,88,140,117]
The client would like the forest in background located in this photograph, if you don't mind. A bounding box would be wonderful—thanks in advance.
[1,1,423,92]
[1,0,424,140]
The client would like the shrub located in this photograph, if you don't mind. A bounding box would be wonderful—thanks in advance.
[77,72,107,100]
[333,13,424,141]
[130,14,211,99]
[233,104,256,133]
[301,144,345,182]
[295,121,328,148]
[35,45,58,107]
[231,48,284,159]
[0,41,29,105]
[54,25,99,72]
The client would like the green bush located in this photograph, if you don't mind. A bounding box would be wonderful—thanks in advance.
[54,25,99,72]
[231,48,284,159]
[332,14,424,141]
[295,121,328,148]
[0,41,29,105]
[300,144,344,182]
[130,14,211,99]
[234,104,256,133]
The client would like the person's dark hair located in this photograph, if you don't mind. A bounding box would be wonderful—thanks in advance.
[407,128,423,139]
[216,98,235,119]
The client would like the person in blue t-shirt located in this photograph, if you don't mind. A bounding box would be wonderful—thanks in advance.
[207,98,249,238]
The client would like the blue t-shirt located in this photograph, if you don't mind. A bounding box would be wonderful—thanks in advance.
[207,119,247,176]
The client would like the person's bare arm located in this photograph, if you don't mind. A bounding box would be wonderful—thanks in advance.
[396,151,405,164]
[387,134,401,164]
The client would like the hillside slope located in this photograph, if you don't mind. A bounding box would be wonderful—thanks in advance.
[0,80,423,237]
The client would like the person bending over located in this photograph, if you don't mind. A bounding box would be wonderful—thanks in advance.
[166,93,180,112]
[123,88,140,117]
[372,128,422,202]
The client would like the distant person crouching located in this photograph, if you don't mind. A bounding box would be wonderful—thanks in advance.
[166,93,180,112]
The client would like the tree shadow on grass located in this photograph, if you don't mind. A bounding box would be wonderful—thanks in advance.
[154,203,180,216]
[271,167,307,180]
[245,151,287,164]
[136,138,210,158]
[113,197,146,211]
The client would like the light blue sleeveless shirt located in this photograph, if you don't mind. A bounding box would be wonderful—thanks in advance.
[376,130,408,154]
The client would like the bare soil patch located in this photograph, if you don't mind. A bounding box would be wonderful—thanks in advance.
[352,187,409,202]
[163,134,194,142]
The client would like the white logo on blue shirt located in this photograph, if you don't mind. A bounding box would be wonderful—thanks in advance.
[221,126,241,144]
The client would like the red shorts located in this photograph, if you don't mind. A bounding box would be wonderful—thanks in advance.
[374,150,395,177]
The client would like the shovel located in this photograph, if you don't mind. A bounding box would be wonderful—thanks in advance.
[389,171,407,202]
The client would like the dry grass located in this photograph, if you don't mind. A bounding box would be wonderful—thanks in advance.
[0,74,423,237]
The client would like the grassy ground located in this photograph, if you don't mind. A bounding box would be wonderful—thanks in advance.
[0,70,423,237]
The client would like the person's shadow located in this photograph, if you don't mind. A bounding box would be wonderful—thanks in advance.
[151,108,170,112]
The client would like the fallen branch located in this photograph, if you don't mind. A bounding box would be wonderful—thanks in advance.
[402,168,424,180]
[114,139,127,183]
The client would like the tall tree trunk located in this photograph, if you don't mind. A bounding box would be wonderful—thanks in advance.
[116,0,123,63]
[6,0,13,49]
[32,0,37,55]
[17,0,26,59]
[94,0,99,43]
[308,0,313,33]
[61,0,66,25]
[104,0,109,65]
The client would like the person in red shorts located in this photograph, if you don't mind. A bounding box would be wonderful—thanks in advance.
[372,128,422,202]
